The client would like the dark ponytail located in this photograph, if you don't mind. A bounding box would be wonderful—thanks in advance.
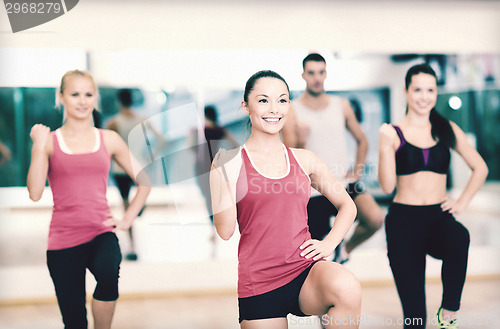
[430,108,456,148]
[405,63,456,148]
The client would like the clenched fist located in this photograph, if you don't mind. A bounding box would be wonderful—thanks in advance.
[379,123,397,148]
[30,124,51,150]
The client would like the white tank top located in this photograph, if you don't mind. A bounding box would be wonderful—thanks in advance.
[292,95,350,195]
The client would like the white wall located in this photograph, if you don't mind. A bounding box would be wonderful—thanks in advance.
[87,49,416,122]
[1,0,499,52]
[1,0,499,122]
[0,48,87,87]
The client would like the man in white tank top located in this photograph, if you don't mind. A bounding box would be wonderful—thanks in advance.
[282,53,384,263]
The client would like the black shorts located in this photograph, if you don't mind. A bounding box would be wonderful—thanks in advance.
[346,181,366,200]
[113,174,135,200]
[307,182,366,240]
[238,261,319,323]
[113,173,145,216]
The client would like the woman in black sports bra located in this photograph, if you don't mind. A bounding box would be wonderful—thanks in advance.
[378,64,488,329]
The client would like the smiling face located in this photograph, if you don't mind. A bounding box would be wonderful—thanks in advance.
[302,60,327,96]
[242,77,290,136]
[59,74,97,121]
[405,72,438,116]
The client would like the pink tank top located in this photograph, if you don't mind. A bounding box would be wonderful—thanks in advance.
[236,145,314,298]
[47,130,113,250]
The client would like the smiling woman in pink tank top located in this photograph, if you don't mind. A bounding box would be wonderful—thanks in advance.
[27,70,150,329]
[210,70,361,328]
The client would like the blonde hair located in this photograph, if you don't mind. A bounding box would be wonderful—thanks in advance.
[56,69,100,112]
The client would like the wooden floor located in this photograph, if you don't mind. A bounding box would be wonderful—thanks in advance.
[0,278,499,329]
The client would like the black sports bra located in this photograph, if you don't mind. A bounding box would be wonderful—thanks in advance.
[393,125,450,176]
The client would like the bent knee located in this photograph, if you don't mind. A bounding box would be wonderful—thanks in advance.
[340,277,362,307]
[93,281,119,301]
[92,270,120,301]
[367,218,384,232]
[357,210,385,231]
[445,222,470,250]
[367,210,385,230]
[95,263,120,281]
[325,271,362,308]
[457,225,470,246]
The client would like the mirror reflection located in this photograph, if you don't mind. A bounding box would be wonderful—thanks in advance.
[0,50,498,312]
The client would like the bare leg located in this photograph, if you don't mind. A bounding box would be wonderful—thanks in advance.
[122,199,138,260]
[344,194,384,254]
[441,308,457,321]
[92,299,116,329]
[299,262,361,329]
[240,318,288,329]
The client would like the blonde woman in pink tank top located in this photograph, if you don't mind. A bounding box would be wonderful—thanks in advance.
[27,70,150,329]
[210,70,361,328]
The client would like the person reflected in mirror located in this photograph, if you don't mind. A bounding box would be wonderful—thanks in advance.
[105,88,161,261]
[0,139,12,168]
[190,105,239,257]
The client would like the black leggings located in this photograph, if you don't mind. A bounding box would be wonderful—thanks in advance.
[385,203,470,329]
[47,232,122,329]
[113,174,135,200]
